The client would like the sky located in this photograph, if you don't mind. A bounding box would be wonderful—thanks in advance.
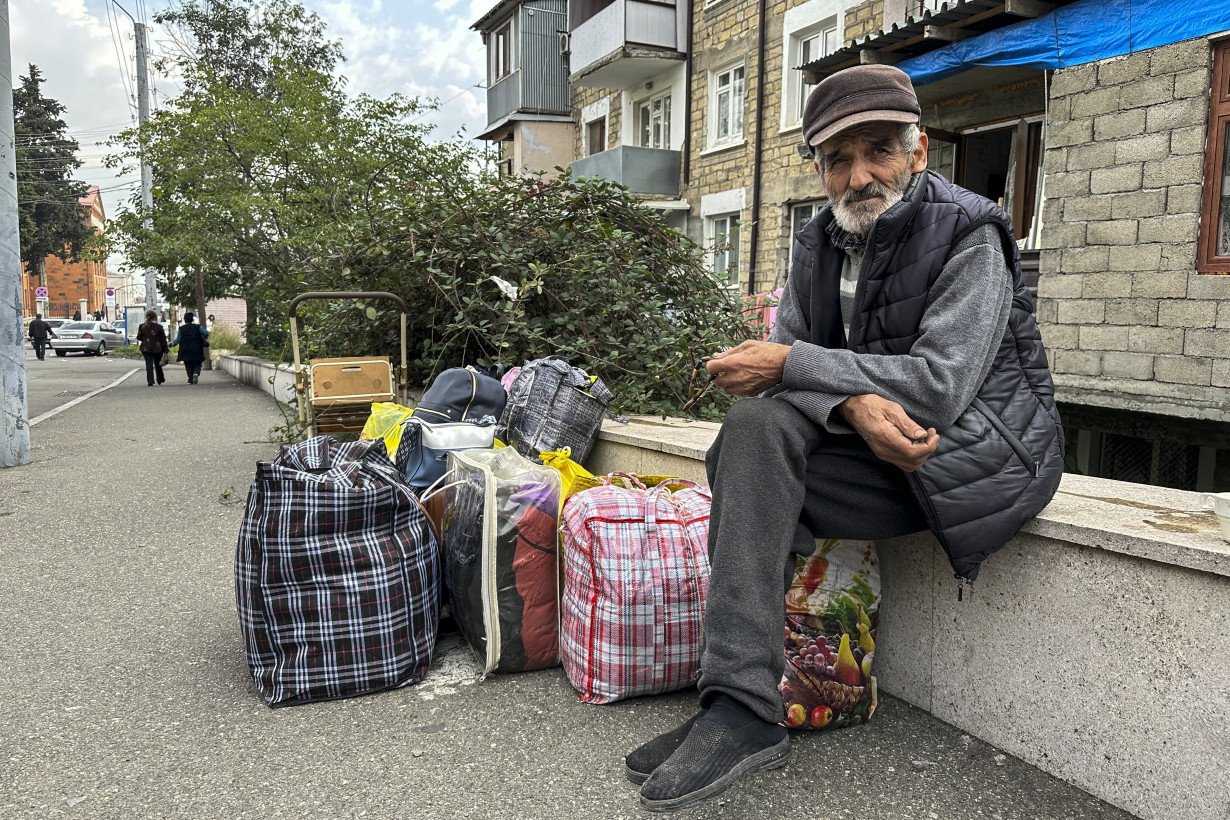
[10,0,499,277]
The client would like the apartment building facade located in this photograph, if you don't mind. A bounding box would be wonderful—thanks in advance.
[20,185,109,320]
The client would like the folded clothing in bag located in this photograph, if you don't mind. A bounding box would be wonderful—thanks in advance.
[442,447,562,675]
[499,358,613,464]
[560,475,712,704]
[396,416,495,489]
[779,539,879,730]
[235,436,441,707]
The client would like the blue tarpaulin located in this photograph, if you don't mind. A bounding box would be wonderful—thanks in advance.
[899,0,1230,86]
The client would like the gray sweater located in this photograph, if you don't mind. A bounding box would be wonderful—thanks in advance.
[765,223,1013,433]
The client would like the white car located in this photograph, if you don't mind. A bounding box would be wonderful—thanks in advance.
[52,321,125,357]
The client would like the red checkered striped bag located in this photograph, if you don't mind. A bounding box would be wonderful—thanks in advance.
[560,475,712,704]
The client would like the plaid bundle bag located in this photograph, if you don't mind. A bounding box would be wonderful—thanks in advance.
[235,436,441,707]
[498,358,614,464]
[560,475,712,704]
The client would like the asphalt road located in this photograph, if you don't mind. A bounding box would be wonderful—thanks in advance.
[0,366,1138,820]
[21,344,143,419]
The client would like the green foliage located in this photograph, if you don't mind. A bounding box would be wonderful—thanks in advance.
[14,65,92,279]
[207,325,243,351]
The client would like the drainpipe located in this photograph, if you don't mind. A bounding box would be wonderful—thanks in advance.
[747,0,768,295]
[682,0,694,187]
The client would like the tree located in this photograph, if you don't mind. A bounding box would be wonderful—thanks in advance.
[14,65,92,288]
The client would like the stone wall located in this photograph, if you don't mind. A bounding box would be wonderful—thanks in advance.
[843,0,882,43]
[570,86,621,160]
[1037,37,1230,422]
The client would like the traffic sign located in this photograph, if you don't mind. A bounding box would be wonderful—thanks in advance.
[105,288,116,306]
[34,286,47,298]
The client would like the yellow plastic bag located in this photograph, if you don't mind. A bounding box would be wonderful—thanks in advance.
[359,402,415,460]
[538,448,594,500]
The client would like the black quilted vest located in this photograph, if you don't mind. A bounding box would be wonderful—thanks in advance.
[797,171,1064,581]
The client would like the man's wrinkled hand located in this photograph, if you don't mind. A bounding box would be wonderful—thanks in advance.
[839,394,938,472]
[704,340,792,396]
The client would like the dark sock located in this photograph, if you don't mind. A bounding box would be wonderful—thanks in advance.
[705,693,760,728]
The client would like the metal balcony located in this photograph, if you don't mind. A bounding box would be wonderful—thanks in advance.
[569,0,684,88]
[569,145,681,197]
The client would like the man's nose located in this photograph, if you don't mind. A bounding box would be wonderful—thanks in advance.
[849,156,875,190]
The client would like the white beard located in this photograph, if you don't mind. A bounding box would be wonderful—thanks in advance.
[830,167,912,236]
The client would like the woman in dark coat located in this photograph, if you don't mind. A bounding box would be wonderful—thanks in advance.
[135,310,168,387]
[172,312,210,385]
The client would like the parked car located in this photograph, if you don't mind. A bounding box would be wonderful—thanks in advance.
[51,321,125,356]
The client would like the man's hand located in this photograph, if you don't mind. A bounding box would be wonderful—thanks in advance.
[704,340,792,396]
[839,394,938,472]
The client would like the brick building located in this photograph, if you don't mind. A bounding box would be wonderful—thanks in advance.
[20,185,108,319]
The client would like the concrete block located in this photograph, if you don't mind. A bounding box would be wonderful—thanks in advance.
[1153,354,1212,385]
[1172,67,1209,99]
[1046,169,1091,197]
[1101,350,1154,380]
[1048,117,1094,147]
[1041,196,1063,225]
[1078,324,1129,351]
[1061,245,1109,274]
[1131,269,1187,298]
[1128,325,1185,354]
[1090,164,1142,194]
[1093,109,1145,140]
[1105,298,1158,325]
[1039,221,1086,250]
[1219,301,1230,329]
[1109,188,1166,220]
[1184,328,1230,357]
[1050,63,1098,96]
[873,533,936,709]
[1040,324,1079,349]
[1138,213,1200,244]
[1065,141,1117,171]
[1113,132,1169,163]
[1036,273,1084,298]
[1081,272,1133,298]
[1166,183,1203,215]
[1142,154,1205,188]
[1187,274,1230,299]
[1063,194,1113,221]
[1116,73,1173,109]
[1036,297,1058,324]
[1038,248,1062,276]
[1145,97,1207,133]
[1086,220,1138,245]
[1214,359,1230,388]
[1070,86,1122,118]
[1055,348,1102,375]
[1096,53,1150,86]
[1109,243,1163,272]
[1149,37,1210,76]
[1056,298,1106,324]
[1170,124,1208,155]
[1160,299,1218,328]
[1160,242,1197,270]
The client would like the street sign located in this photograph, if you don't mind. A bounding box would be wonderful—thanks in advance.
[34,286,47,298]
[105,288,116,306]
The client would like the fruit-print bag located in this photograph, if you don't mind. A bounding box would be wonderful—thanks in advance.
[778,538,879,730]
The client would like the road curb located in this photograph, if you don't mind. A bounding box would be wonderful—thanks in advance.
[29,368,140,427]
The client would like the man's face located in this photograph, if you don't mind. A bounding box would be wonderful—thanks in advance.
[814,123,928,235]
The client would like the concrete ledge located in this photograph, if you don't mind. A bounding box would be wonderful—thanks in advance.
[589,415,1230,820]
[218,355,296,404]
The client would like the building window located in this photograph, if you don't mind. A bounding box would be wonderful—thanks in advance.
[638,91,672,149]
[585,116,607,156]
[797,26,837,122]
[709,214,741,286]
[789,200,824,267]
[492,19,514,82]
[1198,39,1230,273]
[710,65,745,147]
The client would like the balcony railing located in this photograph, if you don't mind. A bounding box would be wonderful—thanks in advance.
[569,145,681,198]
[570,0,683,87]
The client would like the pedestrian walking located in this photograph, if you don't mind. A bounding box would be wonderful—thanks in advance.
[27,314,56,361]
[172,312,210,385]
[136,310,168,387]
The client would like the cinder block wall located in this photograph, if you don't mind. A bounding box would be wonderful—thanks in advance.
[1038,37,1230,420]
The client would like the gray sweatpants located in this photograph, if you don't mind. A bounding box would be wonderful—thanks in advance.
[697,397,927,723]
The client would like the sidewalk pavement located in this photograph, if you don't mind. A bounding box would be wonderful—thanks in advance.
[0,368,1138,820]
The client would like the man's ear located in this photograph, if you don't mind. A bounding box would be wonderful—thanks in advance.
[911,130,929,172]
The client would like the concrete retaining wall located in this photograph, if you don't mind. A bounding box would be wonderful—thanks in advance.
[590,416,1230,820]
[218,355,295,404]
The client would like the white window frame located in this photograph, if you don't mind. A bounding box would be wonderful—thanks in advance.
[637,90,673,150]
[491,18,515,83]
[780,2,845,133]
[708,214,741,287]
[788,200,825,268]
[708,64,746,149]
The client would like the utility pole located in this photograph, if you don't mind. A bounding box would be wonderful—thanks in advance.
[0,0,30,467]
[113,2,157,315]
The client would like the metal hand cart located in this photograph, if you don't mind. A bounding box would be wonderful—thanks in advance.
[289,291,409,437]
